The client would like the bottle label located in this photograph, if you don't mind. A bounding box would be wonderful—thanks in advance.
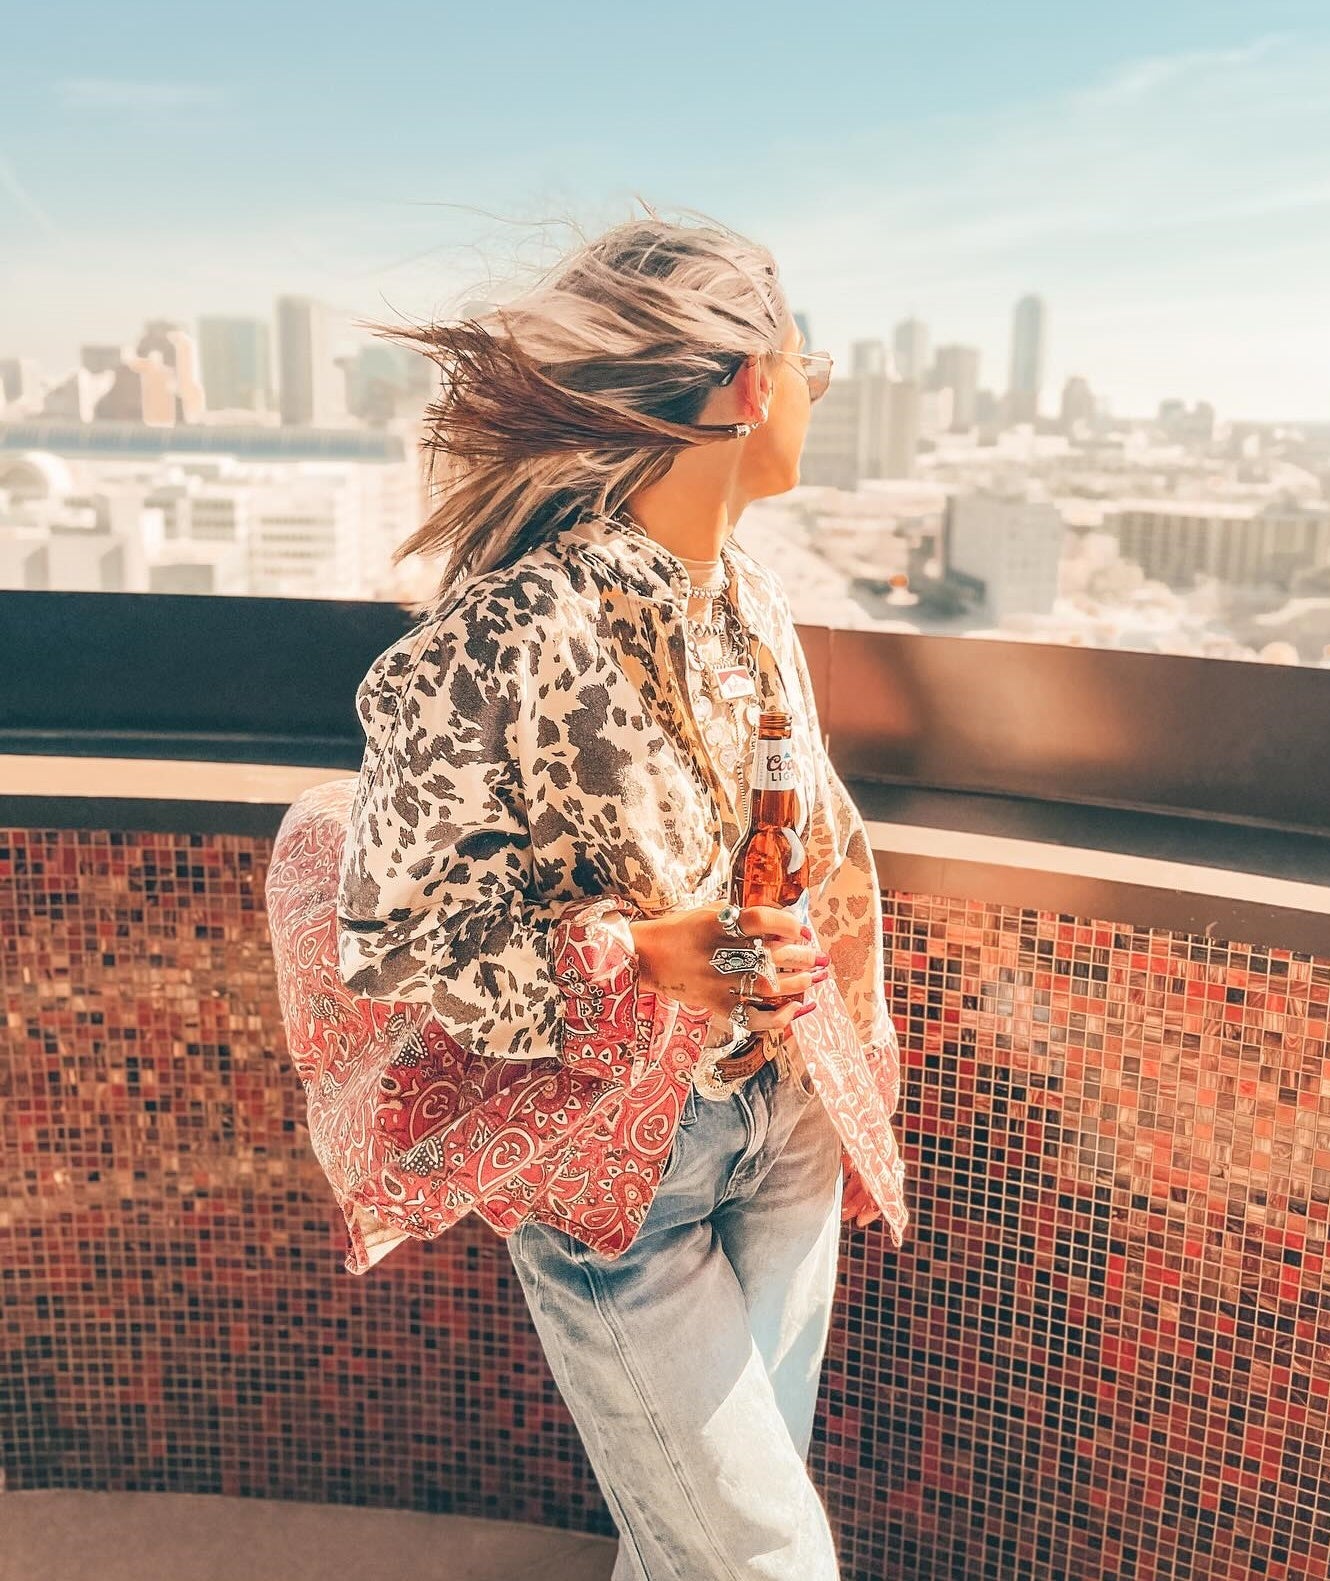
[753,738,796,794]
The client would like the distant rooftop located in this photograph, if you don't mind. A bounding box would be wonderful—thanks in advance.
[1107,497,1330,520]
[0,419,407,464]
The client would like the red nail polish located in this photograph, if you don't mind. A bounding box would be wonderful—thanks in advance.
[795,1002,816,1019]
[815,953,830,967]
[813,969,829,984]
[800,926,813,940]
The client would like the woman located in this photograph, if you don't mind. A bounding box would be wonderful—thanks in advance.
[333,214,909,1579]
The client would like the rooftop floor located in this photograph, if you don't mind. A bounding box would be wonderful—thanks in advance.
[4,1491,617,1581]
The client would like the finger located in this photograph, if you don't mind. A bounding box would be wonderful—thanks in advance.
[766,943,819,971]
[740,998,815,1034]
[737,905,805,945]
[754,968,815,999]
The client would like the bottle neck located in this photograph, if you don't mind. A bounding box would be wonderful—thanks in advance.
[747,733,797,825]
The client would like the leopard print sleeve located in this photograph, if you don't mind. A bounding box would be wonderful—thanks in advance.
[335,600,645,1074]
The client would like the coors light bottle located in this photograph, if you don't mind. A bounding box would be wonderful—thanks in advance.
[727,709,810,1015]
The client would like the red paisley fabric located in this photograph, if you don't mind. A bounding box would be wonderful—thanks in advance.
[266,777,908,1274]
[268,778,708,1271]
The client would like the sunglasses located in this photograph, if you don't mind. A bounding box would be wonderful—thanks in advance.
[717,349,834,404]
[776,349,834,403]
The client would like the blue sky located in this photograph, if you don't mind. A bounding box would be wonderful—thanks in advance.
[2,1,1328,420]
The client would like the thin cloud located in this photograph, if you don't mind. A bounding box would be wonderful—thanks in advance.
[56,78,226,112]
[0,155,61,238]
[762,31,1330,420]
[1074,34,1292,108]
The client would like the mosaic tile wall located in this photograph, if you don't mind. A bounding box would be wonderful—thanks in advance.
[2,825,1328,1581]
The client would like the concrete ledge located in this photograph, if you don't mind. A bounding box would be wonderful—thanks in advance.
[5,755,1330,953]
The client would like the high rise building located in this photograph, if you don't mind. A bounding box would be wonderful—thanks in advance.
[80,346,124,377]
[793,311,813,348]
[851,339,888,377]
[86,324,205,426]
[1109,500,1330,589]
[42,368,113,422]
[974,388,1000,428]
[882,380,920,480]
[892,317,931,382]
[199,317,273,413]
[345,342,434,424]
[798,380,862,489]
[0,358,43,415]
[933,344,980,431]
[1060,376,1096,433]
[136,322,205,423]
[945,492,1063,621]
[277,296,348,426]
[1007,295,1046,424]
[1156,399,1216,443]
[246,475,358,595]
[800,374,919,488]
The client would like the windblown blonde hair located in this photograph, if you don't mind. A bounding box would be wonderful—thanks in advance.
[364,212,790,614]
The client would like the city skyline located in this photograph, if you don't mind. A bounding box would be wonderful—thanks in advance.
[1,285,1308,436]
[2,4,1329,421]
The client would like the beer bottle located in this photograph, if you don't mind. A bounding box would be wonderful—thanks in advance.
[727,710,810,1013]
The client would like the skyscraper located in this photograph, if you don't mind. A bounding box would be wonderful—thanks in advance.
[1008,295,1046,424]
[0,358,43,415]
[136,321,205,423]
[945,492,1063,621]
[883,380,920,479]
[199,317,273,413]
[892,317,931,382]
[851,339,887,377]
[277,296,347,427]
[1060,376,1096,432]
[83,322,204,425]
[80,346,124,377]
[933,344,981,431]
[802,373,919,487]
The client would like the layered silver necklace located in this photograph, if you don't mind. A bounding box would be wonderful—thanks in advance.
[681,564,762,816]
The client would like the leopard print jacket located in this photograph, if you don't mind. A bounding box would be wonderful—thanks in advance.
[328,511,907,1265]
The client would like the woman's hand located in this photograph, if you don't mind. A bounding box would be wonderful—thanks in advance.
[630,903,829,1037]
[841,1155,882,1229]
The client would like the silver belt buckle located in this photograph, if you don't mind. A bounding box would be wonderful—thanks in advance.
[692,1056,747,1101]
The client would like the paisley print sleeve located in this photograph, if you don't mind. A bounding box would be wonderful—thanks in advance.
[335,611,644,1075]
[815,760,902,1114]
[785,613,903,1119]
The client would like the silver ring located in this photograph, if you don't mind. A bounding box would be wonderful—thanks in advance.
[710,944,765,976]
[731,1002,751,1029]
[732,969,758,1000]
[717,902,746,938]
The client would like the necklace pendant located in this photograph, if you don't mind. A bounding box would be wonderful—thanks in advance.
[713,665,756,700]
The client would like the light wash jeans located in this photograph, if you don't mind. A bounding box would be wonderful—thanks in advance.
[506,1047,846,1580]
